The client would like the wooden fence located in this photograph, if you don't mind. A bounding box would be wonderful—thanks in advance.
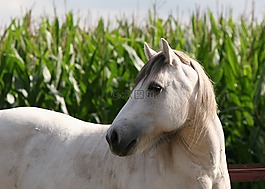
[228,164,265,182]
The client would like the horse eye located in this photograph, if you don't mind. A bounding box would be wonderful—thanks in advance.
[148,82,163,94]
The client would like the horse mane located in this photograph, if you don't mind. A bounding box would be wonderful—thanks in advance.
[189,57,217,125]
[185,55,217,149]
[172,51,217,150]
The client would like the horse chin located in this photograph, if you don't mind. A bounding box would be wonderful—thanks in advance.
[141,131,178,153]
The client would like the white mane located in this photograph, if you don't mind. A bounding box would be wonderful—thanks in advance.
[175,51,217,150]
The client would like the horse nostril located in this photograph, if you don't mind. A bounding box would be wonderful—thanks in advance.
[110,129,119,145]
[126,139,137,152]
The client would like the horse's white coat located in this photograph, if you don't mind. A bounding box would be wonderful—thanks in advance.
[0,39,231,189]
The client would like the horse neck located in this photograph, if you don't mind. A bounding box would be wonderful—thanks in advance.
[178,114,225,169]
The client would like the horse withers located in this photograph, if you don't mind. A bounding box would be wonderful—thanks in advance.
[0,38,230,189]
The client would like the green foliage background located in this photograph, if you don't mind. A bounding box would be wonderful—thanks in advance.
[0,9,265,188]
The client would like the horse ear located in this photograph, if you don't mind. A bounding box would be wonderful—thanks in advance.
[144,42,157,60]
[161,38,175,65]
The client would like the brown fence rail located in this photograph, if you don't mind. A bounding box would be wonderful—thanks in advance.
[228,164,265,182]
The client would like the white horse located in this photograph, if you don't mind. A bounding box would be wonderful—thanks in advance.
[0,38,230,189]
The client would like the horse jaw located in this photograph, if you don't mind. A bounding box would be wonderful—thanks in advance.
[144,42,157,60]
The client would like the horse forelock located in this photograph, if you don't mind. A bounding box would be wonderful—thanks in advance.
[134,52,166,88]
[134,51,193,87]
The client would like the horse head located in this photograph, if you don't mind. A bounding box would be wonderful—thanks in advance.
[106,38,216,157]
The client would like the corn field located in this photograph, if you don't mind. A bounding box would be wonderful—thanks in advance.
[0,9,265,188]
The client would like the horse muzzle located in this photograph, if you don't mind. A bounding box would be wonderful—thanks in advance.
[106,127,138,157]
